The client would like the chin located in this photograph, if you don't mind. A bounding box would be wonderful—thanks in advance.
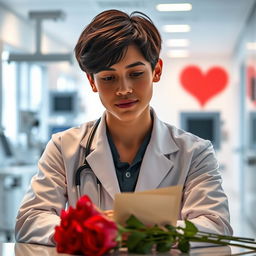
[108,107,150,123]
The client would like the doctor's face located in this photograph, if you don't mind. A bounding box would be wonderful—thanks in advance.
[87,44,162,124]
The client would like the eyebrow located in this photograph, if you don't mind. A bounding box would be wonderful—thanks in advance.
[97,61,146,72]
[125,61,145,68]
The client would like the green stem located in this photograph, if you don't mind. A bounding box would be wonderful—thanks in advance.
[191,234,256,245]
[196,231,255,242]
[119,224,256,252]
[188,237,256,251]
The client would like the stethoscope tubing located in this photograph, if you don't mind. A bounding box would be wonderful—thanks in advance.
[75,118,101,206]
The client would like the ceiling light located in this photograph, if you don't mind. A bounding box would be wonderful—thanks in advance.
[163,25,191,33]
[166,39,190,47]
[167,50,189,58]
[246,42,256,50]
[156,3,192,12]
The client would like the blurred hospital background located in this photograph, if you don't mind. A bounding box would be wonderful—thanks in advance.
[0,0,255,243]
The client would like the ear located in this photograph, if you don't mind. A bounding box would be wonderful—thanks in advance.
[153,58,163,82]
[86,73,98,92]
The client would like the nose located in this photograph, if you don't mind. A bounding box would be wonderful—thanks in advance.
[116,78,133,96]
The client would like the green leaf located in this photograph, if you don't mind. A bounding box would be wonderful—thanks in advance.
[165,224,176,231]
[117,224,129,233]
[125,215,146,229]
[184,220,198,236]
[178,239,190,253]
[129,241,154,254]
[156,241,173,252]
[115,232,122,242]
[126,231,146,250]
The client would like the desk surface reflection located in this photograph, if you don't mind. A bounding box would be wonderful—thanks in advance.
[1,242,256,256]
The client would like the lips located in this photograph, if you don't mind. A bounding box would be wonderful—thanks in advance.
[115,99,139,108]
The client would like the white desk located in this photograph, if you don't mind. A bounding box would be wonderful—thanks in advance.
[1,243,256,256]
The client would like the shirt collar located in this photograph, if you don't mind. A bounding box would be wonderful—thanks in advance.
[106,122,152,168]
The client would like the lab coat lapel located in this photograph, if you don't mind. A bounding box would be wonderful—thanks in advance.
[135,112,179,191]
[82,115,120,200]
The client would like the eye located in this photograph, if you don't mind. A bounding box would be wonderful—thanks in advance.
[130,71,144,78]
[101,75,115,81]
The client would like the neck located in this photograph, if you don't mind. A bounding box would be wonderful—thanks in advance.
[106,109,152,148]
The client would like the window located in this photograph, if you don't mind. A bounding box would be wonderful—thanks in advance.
[2,61,17,142]
[30,64,42,111]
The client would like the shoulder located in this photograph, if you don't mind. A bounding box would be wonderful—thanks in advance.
[152,110,212,156]
[50,121,96,150]
[160,120,213,155]
[160,121,218,175]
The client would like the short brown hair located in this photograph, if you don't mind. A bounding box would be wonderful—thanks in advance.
[75,9,162,74]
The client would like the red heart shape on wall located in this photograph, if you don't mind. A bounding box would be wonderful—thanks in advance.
[180,65,228,107]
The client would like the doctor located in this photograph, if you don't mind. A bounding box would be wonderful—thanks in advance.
[15,9,232,245]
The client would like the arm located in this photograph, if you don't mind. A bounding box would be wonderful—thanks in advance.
[178,141,233,239]
[15,136,67,245]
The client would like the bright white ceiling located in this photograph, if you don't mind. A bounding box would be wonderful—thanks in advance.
[0,0,255,58]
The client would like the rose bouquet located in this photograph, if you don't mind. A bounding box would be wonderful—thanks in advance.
[54,195,256,255]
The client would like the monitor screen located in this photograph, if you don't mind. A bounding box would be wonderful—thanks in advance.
[180,112,221,150]
[53,95,73,111]
[49,91,77,115]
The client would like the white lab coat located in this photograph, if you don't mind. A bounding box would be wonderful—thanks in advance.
[15,110,233,245]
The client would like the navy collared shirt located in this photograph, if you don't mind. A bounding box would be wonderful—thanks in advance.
[106,128,152,192]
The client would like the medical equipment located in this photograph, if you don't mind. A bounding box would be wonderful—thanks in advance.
[49,91,78,117]
[75,118,101,207]
[0,165,37,241]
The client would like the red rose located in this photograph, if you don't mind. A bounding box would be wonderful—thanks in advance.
[54,218,83,254]
[54,195,118,255]
[75,195,100,220]
[81,215,118,256]
[59,207,77,228]
[54,196,100,254]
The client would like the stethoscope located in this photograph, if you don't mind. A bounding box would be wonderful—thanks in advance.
[75,118,101,207]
